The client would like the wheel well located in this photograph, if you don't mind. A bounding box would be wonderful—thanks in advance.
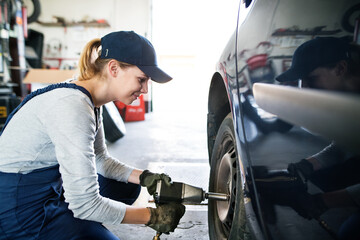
[207,72,231,162]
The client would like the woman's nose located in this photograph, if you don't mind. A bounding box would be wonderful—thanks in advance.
[141,80,149,94]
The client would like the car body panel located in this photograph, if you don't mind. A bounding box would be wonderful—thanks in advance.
[207,0,360,239]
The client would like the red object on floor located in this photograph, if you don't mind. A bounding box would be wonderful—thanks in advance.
[114,101,126,119]
[114,95,145,122]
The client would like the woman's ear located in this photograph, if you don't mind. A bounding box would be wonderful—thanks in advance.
[108,60,119,78]
[335,60,348,77]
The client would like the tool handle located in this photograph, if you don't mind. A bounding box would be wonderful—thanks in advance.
[316,217,338,240]
[152,231,162,240]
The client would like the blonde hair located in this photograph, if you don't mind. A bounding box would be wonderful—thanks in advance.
[78,38,133,81]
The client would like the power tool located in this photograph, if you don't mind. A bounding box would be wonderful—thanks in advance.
[252,166,338,240]
[151,180,229,240]
[152,170,338,240]
[154,180,229,204]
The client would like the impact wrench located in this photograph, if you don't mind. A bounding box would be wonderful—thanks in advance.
[151,180,229,239]
[253,167,339,240]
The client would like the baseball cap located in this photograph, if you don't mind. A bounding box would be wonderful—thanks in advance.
[100,31,172,83]
[276,37,350,82]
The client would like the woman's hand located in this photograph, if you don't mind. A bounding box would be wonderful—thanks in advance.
[139,170,172,195]
[146,202,186,234]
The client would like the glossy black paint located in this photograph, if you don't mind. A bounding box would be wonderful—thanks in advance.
[207,0,360,239]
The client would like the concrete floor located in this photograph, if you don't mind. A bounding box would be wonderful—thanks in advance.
[105,109,210,240]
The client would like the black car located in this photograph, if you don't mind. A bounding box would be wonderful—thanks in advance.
[207,0,360,239]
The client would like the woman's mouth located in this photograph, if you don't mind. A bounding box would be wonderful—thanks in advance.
[132,93,140,99]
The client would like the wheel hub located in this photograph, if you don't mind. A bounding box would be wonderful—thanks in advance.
[216,147,236,224]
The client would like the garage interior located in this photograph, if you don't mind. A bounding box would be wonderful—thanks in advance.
[0,0,238,239]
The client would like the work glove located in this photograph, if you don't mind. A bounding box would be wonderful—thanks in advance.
[139,170,172,195]
[146,202,186,234]
[287,159,314,181]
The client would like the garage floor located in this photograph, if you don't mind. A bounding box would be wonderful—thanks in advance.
[105,109,210,240]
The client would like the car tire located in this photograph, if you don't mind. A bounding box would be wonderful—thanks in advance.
[341,3,360,33]
[103,102,126,143]
[23,0,41,24]
[208,113,251,240]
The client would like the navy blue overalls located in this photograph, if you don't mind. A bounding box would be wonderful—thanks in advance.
[0,83,140,240]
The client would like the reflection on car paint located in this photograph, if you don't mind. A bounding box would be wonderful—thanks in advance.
[207,0,360,239]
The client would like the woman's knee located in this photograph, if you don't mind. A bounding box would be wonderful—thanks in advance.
[98,175,141,204]
[338,211,360,240]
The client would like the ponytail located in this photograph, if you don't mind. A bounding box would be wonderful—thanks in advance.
[78,38,134,81]
[78,38,109,81]
[348,43,360,76]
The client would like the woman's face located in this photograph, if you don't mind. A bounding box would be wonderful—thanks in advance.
[302,67,341,90]
[113,65,149,105]
[301,60,350,92]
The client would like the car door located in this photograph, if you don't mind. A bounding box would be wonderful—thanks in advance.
[236,0,360,239]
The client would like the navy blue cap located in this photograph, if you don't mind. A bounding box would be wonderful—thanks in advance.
[276,37,350,82]
[100,31,172,83]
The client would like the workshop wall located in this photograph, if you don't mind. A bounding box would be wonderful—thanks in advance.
[28,0,151,69]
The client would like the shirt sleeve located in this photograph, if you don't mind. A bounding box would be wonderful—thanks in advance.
[40,95,128,224]
[346,184,360,207]
[94,115,134,182]
[311,142,350,168]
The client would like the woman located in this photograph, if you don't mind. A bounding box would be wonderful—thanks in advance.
[278,37,360,240]
[0,31,185,239]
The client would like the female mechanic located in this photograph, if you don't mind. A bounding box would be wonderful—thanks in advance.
[0,31,185,239]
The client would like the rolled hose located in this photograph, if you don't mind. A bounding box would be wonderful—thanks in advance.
[21,0,41,23]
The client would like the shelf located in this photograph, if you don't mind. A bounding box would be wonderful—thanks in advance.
[37,20,110,28]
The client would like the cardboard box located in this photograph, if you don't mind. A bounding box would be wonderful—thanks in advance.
[23,69,77,91]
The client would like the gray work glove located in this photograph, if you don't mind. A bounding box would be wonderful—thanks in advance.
[139,170,172,195]
[287,159,314,181]
[146,202,186,234]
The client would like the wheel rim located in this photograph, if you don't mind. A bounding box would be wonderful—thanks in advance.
[215,144,237,235]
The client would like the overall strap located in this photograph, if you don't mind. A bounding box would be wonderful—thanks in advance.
[0,83,93,136]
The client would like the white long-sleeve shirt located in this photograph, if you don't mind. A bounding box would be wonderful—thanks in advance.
[0,85,134,224]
